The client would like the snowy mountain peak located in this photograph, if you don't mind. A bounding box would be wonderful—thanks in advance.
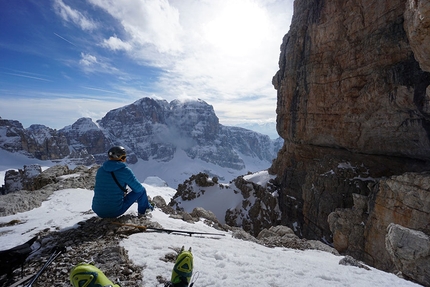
[0,97,282,186]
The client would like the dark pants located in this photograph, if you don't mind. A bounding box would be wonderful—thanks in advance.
[123,190,150,215]
[104,191,149,218]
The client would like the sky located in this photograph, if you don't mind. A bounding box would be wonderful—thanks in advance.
[0,163,421,286]
[0,0,294,132]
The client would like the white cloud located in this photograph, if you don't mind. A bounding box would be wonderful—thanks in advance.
[79,53,98,67]
[78,53,122,75]
[52,0,294,126]
[53,0,98,31]
[89,0,293,95]
[102,36,132,51]
[89,0,183,55]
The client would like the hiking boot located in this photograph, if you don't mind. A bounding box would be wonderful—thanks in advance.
[70,263,120,287]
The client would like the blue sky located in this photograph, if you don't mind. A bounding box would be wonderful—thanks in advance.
[0,0,293,134]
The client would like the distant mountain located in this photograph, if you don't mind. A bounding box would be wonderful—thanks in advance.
[235,121,278,139]
[0,98,282,186]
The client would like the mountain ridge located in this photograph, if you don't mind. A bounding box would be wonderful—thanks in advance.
[0,97,282,187]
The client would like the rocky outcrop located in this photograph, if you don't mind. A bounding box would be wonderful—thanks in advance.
[386,223,430,286]
[170,172,281,237]
[0,165,98,215]
[225,175,281,237]
[365,173,430,271]
[404,0,430,72]
[1,215,146,287]
[327,171,430,276]
[270,0,430,281]
[4,165,42,193]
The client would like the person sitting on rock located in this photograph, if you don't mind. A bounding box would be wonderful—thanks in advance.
[92,146,153,218]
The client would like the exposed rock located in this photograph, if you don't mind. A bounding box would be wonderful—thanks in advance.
[171,172,281,237]
[256,228,280,240]
[328,171,430,276]
[385,223,430,286]
[180,211,195,223]
[0,118,25,153]
[172,172,215,202]
[270,1,430,284]
[327,193,369,258]
[0,215,153,287]
[364,172,430,271]
[152,195,175,215]
[0,119,69,161]
[0,165,98,216]
[273,0,430,158]
[4,165,42,193]
[267,225,296,237]
[225,175,281,237]
[231,228,260,243]
[31,165,70,190]
[256,225,339,253]
[339,255,371,271]
[404,0,430,72]
[307,240,339,255]
[257,225,299,242]
[190,207,219,223]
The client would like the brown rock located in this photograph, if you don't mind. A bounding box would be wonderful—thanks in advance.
[386,223,430,286]
[273,0,430,158]
[364,172,430,270]
[404,0,430,72]
[270,0,430,282]
[225,175,281,237]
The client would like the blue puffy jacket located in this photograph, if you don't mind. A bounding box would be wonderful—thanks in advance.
[92,160,146,217]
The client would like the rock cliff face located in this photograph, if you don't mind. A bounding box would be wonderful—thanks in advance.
[270,0,430,283]
[273,0,430,158]
[97,98,280,169]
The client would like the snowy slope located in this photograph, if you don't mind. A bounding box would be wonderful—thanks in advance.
[0,185,420,287]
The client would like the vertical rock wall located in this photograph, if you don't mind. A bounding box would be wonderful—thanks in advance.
[273,0,430,157]
[271,0,430,276]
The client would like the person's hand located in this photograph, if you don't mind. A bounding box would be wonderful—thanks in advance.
[147,203,154,211]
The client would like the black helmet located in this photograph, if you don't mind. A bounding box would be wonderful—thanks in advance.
[108,146,126,160]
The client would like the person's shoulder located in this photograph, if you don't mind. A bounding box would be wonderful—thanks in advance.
[123,165,134,173]
[102,160,127,171]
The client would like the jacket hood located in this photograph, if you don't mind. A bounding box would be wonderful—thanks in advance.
[102,160,127,172]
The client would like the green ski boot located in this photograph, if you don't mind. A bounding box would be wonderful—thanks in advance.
[70,263,121,287]
[170,246,193,287]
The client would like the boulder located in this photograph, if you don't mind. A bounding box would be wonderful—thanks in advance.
[385,223,430,286]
